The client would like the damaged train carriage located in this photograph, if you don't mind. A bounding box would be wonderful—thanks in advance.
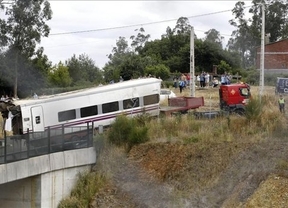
[0,78,162,150]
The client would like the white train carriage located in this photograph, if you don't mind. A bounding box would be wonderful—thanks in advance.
[6,78,161,136]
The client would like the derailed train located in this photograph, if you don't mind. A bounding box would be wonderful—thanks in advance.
[0,78,161,145]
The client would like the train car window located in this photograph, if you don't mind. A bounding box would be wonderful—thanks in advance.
[102,101,119,113]
[144,94,159,105]
[80,105,98,118]
[123,98,139,109]
[58,109,76,122]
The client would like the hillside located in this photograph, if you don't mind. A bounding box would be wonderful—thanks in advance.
[91,85,288,208]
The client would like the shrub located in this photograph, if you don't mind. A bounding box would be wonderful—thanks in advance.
[245,96,263,122]
[107,115,132,146]
[127,126,149,151]
[107,114,150,151]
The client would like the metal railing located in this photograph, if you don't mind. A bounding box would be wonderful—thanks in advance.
[0,122,94,164]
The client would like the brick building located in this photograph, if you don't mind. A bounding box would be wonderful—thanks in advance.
[256,38,288,70]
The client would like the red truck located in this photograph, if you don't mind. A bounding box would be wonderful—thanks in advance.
[160,83,251,117]
[219,83,251,115]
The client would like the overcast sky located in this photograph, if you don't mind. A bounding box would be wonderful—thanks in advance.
[37,1,253,68]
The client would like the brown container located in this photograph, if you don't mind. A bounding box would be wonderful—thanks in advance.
[168,96,204,108]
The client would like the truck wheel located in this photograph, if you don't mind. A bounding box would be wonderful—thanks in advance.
[234,108,245,116]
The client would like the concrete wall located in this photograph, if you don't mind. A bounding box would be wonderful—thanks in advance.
[0,147,96,207]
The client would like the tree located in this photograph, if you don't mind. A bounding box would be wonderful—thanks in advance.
[130,27,150,53]
[48,62,72,87]
[204,29,224,48]
[66,54,103,86]
[172,17,191,35]
[104,36,131,82]
[1,0,52,97]
[144,64,170,80]
[228,0,288,68]
[217,60,232,75]
[228,1,253,68]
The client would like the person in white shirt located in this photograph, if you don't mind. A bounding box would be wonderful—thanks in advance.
[212,78,219,88]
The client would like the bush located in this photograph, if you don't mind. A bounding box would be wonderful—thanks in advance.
[128,126,149,151]
[107,114,150,151]
[107,115,132,146]
[245,96,263,122]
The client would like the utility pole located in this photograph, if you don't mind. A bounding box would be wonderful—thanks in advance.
[190,26,195,97]
[259,3,265,98]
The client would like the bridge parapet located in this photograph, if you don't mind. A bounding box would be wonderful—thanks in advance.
[0,147,96,184]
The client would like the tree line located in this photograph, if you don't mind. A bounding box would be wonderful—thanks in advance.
[0,0,287,98]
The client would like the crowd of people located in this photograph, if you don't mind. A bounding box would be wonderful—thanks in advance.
[173,72,233,93]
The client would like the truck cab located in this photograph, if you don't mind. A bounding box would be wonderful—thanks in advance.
[219,83,251,115]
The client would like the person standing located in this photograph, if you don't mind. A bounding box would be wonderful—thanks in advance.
[278,95,285,113]
[179,80,185,93]
[200,72,205,88]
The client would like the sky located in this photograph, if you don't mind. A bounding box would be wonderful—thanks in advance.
[5,0,254,69]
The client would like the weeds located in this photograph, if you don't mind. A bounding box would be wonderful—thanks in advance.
[58,171,106,208]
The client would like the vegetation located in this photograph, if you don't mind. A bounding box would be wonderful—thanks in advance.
[58,171,107,208]
[0,1,287,206]
[0,0,52,97]
[58,86,287,206]
[107,114,150,152]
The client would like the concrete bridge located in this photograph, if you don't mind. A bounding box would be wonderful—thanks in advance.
[0,123,97,207]
[0,147,96,208]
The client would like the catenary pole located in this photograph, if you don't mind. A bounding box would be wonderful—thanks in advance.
[259,3,265,98]
[190,26,195,97]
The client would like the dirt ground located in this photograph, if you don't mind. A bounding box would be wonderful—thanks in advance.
[91,140,288,208]
[90,86,288,208]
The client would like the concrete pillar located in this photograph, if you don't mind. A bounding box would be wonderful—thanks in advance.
[0,165,92,208]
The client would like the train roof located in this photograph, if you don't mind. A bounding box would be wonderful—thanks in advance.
[12,78,161,107]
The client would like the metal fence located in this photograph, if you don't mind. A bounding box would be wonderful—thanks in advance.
[0,122,94,164]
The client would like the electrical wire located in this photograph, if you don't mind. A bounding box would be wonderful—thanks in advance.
[50,5,253,36]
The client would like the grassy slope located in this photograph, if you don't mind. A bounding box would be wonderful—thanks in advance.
[78,85,288,207]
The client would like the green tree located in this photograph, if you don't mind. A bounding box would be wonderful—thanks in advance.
[104,36,156,81]
[104,36,131,82]
[130,27,151,53]
[48,62,72,87]
[66,53,103,86]
[204,28,224,48]
[1,0,52,97]
[140,17,192,73]
[228,1,253,68]
[144,64,170,80]
[228,0,288,68]
[217,60,232,75]
[172,17,191,35]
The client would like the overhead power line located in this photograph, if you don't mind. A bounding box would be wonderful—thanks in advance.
[50,5,252,36]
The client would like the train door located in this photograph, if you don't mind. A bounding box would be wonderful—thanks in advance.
[31,106,45,132]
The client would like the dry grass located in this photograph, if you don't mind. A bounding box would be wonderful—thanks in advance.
[150,85,287,144]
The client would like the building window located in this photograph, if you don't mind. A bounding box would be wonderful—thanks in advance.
[123,98,139,109]
[102,101,119,113]
[58,109,76,122]
[81,105,98,118]
[144,94,159,105]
